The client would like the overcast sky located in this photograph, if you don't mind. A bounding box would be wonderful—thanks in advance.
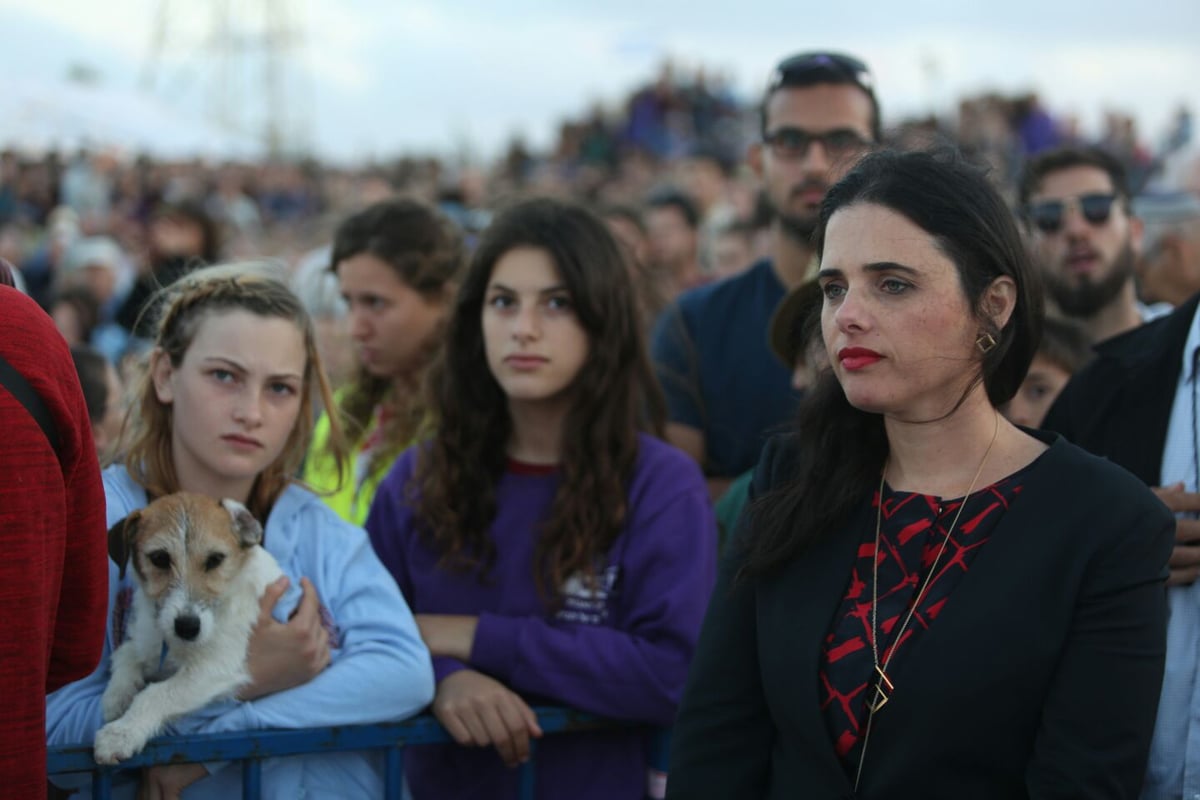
[0,0,1197,164]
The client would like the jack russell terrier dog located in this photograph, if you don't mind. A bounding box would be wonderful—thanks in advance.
[94,492,283,764]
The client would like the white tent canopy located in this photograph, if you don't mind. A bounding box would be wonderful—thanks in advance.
[0,78,266,161]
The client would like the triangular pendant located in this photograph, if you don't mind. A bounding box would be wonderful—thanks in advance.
[866,664,894,713]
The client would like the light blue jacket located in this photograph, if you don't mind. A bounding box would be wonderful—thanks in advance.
[47,464,435,799]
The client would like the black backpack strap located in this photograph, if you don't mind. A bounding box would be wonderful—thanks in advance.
[0,352,61,460]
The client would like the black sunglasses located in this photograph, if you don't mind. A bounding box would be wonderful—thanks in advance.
[762,127,869,160]
[1026,193,1118,234]
[768,52,876,96]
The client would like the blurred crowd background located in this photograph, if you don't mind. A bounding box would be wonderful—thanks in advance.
[2,58,1195,407]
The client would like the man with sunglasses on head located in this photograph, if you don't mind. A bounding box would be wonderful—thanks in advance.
[1019,145,1169,345]
[650,51,879,501]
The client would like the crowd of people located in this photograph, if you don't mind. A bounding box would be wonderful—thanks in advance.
[3,44,1200,800]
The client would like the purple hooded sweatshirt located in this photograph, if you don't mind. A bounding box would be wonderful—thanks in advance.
[366,433,717,800]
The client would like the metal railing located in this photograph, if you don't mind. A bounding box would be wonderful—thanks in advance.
[47,707,671,800]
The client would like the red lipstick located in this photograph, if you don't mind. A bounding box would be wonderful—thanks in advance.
[838,347,883,371]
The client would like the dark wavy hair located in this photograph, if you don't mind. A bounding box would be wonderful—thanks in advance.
[741,147,1043,578]
[414,197,666,599]
[330,197,464,476]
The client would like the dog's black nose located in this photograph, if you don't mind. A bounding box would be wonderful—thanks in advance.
[174,615,201,641]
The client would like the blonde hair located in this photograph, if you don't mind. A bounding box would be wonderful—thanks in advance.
[118,262,349,520]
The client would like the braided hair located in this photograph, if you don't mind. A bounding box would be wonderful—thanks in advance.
[120,263,347,521]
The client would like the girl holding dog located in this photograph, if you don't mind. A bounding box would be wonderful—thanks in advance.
[46,263,435,799]
[366,197,718,799]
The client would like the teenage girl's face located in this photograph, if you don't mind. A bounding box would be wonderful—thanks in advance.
[153,309,306,504]
[482,246,590,408]
[337,252,448,379]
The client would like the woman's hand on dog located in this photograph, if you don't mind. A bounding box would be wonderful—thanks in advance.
[138,763,207,800]
[239,576,332,700]
[432,669,544,768]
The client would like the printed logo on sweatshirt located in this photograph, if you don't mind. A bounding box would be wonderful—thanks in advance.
[555,566,620,625]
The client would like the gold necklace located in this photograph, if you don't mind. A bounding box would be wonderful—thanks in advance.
[853,412,1000,791]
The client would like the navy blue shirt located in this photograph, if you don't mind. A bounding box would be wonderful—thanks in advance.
[650,258,798,478]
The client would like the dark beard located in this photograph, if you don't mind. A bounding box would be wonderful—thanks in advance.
[1047,241,1136,318]
[765,191,819,246]
[778,212,818,245]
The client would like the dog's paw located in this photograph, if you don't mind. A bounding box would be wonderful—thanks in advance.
[101,683,140,723]
[94,721,146,765]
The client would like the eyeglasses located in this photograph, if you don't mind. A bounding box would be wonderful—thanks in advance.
[768,52,876,97]
[762,127,870,160]
[1026,193,1118,234]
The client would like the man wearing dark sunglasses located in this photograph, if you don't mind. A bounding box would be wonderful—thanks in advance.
[651,51,879,500]
[1040,154,1200,799]
[1018,146,1161,344]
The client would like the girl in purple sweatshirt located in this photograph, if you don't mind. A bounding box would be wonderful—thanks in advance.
[366,197,718,800]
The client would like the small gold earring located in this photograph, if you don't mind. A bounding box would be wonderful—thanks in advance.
[976,333,997,354]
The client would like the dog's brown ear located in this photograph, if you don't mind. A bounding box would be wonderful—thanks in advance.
[107,512,142,580]
[220,498,264,548]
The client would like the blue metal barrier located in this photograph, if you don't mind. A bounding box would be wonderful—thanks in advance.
[47,707,671,799]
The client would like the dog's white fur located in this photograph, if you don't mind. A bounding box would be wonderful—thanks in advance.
[94,493,282,765]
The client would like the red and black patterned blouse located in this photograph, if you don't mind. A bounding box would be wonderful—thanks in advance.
[820,467,1030,773]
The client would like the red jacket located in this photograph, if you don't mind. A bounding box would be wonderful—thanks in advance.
[0,286,107,798]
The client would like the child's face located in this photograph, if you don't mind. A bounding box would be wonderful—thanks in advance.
[153,309,306,503]
[1002,354,1073,429]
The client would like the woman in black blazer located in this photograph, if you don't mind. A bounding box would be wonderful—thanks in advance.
[667,149,1174,799]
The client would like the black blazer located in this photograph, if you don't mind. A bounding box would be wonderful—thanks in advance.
[1041,293,1200,485]
[667,431,1172,800]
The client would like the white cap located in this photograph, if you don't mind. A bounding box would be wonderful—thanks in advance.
[62,236,125,275]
